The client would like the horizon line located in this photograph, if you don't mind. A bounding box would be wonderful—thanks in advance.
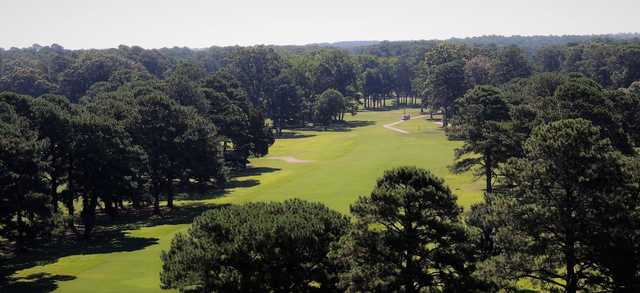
[2,32,639,51]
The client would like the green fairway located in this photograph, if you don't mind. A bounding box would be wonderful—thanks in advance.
[10,108,483,292]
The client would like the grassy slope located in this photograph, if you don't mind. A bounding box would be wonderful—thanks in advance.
[11,109,483,293]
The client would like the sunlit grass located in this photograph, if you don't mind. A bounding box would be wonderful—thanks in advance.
[12,108,484,292]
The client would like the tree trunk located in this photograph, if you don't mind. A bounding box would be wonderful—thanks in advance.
[66,153,78,236]
[566,240,578,293]
[82,194,98,239]
[65,196,75,217]
[105,196,116,219]
[403,212,419,293]
[50,176,59,212]
[485,153,493,194]
[152,181,160,214]
[167,178,174,209]
[65,186,77,235]
[15,207,24,252]
[564,190,578,293]
[132,193,141,209]
[442,108,448,127]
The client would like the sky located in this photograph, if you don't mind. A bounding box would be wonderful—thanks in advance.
[0,0,638,49]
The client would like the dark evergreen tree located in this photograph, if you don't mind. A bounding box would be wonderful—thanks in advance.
[160,199,350,293]
[451,86,513,193]
[479,119,627,292]
[331,167,486,292]
[0,102,51,251]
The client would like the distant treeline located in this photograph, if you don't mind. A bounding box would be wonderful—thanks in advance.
[2,34,640,115]
[348,33,640,53]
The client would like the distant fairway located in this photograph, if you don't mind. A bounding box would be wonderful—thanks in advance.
[10,108,483,292]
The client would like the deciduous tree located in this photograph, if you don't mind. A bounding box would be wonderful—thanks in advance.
[316,89,346,125]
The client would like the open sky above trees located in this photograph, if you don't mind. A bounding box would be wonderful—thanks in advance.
[1,0,639,49]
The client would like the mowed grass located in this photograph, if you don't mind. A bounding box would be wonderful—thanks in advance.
[10,108,484,293]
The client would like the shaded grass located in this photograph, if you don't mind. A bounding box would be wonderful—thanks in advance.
[6,108,485,292]
[2,204,225,292]
[5,273,76,293]
[289,119,376,132]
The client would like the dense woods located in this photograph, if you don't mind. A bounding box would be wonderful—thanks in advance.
[2,33,640,292]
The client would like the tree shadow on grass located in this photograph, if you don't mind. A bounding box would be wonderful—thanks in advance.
[276,131,316,140]
[175,167,280,202]
[2,228,159,270]
[0,166,277,291]
[232,166,281,177]
[361,106,401,112]
[280,119,375,136]
[227,179,260,189]
[3,273,76,293]
[100,203,226,229]
[1,203,229,292]
[0,228,159,293]
[300,120,376,132]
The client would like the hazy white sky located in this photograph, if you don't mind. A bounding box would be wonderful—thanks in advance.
[1,0,638,49]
